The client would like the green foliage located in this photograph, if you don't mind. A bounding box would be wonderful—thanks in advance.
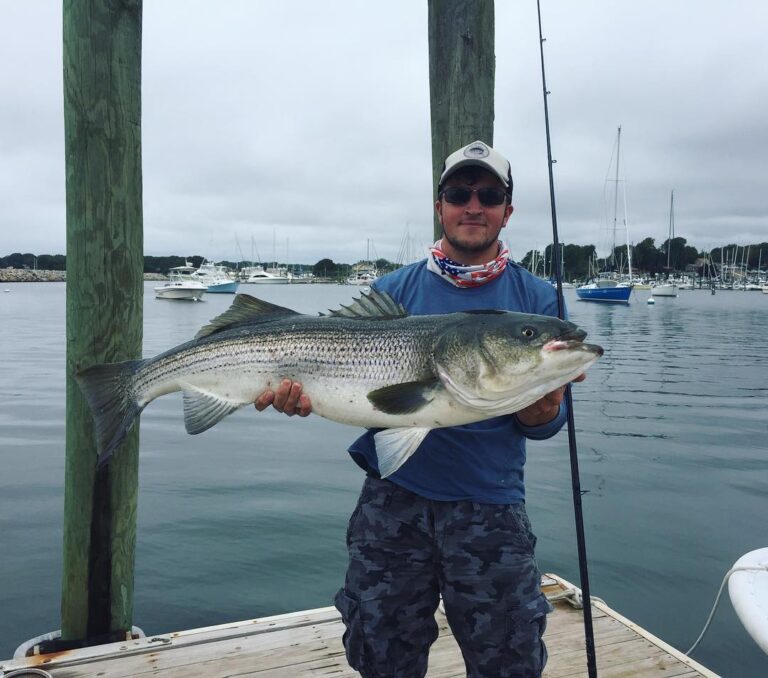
[3,241,768,278]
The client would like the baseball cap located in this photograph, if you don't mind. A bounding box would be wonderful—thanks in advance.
[438,140,512,193]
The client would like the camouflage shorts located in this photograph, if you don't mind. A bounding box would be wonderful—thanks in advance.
[334,477,551,678]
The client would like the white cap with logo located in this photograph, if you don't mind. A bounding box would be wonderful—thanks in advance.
[438,140,512,192]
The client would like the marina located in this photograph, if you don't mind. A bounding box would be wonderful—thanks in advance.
[1,282,766,675]
[2,1,767,674]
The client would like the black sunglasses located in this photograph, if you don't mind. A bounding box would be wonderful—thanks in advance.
[440,186,507,207]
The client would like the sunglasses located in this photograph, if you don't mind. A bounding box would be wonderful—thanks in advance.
[440,186,507,207]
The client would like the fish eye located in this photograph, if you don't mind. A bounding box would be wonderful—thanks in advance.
[521,326,537,339]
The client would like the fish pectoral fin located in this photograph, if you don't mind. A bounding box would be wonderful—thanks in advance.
[182,388,242,435]
[366,379,440,414]
[373,427,431,478]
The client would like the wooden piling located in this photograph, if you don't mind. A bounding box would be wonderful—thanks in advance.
[61,0,143,644]
[428,0,496,239]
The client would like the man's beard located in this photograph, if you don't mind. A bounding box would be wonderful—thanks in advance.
[442,231,500,261]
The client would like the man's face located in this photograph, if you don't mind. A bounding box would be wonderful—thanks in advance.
[435,168,513,264]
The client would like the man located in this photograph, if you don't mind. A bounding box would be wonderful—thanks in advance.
[256,140,580,677]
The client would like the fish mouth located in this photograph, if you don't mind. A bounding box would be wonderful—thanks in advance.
[543,338,604,357]
[543,324,604,355]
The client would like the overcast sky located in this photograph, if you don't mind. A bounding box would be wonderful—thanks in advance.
[1,1,766,265]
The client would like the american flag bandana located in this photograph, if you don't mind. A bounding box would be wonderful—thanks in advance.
[427,239,510,288]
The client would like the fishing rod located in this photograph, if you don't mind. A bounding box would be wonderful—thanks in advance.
[535,2,598,676]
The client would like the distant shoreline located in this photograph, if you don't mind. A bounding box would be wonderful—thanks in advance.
[0,269,166,283]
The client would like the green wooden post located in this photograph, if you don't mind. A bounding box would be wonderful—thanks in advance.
[61,0,143,644]
[428,0,496,239]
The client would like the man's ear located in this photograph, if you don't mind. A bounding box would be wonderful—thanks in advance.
[435,199,443,222]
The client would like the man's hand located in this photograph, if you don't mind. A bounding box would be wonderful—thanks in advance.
[515,374,586,427]
[254,379,312,417]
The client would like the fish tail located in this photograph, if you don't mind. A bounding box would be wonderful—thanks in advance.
[75,359,145,467]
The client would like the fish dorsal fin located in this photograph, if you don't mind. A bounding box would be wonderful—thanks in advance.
[321,289,408,319]
[195,294,301,339]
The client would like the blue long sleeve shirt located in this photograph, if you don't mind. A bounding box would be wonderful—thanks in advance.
[348,259,568,503]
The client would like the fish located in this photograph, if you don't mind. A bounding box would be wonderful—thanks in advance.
[75,289,603,476]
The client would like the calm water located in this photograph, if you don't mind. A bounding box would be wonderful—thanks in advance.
[1,282,766,675]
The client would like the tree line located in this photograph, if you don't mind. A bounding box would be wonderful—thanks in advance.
[2,238,766,281]
[521,238,768,281]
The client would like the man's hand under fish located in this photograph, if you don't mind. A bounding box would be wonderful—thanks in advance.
[255,379,312,418]
[255,374,587,426]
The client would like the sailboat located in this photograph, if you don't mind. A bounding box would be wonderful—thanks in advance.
[652,190,678,297]
[576,126,633,304]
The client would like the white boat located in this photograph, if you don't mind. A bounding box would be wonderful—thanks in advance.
[191,261,240,294]
[654,191,679,297]
[246,266,291,284]
[154,264,207,301]
[652,284,677,297]
[348,241,379,285]
[346,271,378,286]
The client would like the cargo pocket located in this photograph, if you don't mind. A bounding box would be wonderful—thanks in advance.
[503,503,538,552]
[506,594,552,674]
[334,587,435,677]
[334,588,365,670]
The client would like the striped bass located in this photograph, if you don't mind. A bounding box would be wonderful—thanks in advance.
[76,290,603,476]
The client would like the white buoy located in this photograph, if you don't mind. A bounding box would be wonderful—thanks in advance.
[729,547,768,654]
[647,297,655,304]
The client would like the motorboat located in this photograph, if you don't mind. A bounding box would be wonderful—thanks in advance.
[346,271,378,285]
[154,264,207,301]
[246,266,291,284]
[191,261,240,294]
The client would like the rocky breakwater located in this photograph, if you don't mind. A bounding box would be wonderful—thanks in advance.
[0,268,168,283]
[0,268,66,282]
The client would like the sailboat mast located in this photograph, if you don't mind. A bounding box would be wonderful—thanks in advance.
[667,190,674,270]
[611,126,622,269]
[622,178,633,282]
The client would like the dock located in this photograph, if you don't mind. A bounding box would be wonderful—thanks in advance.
[1,575,717,677]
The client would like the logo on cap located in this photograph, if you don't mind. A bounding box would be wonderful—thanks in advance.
[463,142,490,159]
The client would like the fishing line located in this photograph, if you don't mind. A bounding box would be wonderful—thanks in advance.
[535,2,598,676]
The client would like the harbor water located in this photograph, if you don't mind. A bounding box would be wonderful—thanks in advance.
[0,281,766,676]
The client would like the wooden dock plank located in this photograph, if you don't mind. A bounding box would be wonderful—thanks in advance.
[0,576,718,677]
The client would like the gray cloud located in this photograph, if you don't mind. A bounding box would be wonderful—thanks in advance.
[1,1,766,266]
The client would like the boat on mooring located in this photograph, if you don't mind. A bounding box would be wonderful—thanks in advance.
[576,273,632,304]
[245,266,291,284]
[191,260,240,294]
[576,126,633,305]
[154,264,207,301]
[653,190,679,298]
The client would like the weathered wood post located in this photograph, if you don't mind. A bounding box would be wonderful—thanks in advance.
[60,0,143,647]
[428,0,496,239]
